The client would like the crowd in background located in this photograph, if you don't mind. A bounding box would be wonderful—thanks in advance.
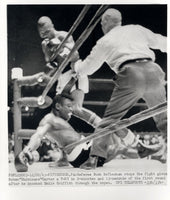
[8,132,167,164]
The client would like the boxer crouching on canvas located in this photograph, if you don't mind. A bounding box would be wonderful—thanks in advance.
[14,93,163,172]
[15,93,103,172]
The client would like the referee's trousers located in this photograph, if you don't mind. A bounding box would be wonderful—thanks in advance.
[90,60,167,159]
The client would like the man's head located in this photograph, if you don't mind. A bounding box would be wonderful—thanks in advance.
[37,16,55,39]
[52,93,73,120]
[101,8,122,34]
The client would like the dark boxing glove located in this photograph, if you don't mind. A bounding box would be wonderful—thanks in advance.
[15,152,28,172]
[14,146,33,172]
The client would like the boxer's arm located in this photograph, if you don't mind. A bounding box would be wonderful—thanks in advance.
[41,39,51,62]
[58,31,75,50]
[20,123,51,163]
[64,35,80,62]
[58,32,79,62]
[15,123,51,171]
[26,123,51,152]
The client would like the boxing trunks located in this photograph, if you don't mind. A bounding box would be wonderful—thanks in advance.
[67,137,92,168]
[56,69,89,94]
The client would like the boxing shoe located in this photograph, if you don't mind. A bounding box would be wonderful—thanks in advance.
[57,151,70,167]
[151,154,167,163]
[57,158,70,167]
[49,157,69,168]
[136,139,162,158]
[80,156,98,170]
[80,156,105,170]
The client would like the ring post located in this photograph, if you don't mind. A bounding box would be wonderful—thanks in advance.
[12,68,23,156]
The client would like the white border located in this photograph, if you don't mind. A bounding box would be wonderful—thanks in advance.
[0,1,169,200]
[4,0,170,4]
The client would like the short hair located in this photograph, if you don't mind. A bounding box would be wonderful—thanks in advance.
[37,16,54,28]
[102,8,122,24]
[52,93,73,109]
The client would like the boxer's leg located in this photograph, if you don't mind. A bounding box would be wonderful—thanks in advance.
[71,89,85,109]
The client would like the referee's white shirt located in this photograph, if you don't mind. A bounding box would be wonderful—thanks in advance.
[75,24,166,75]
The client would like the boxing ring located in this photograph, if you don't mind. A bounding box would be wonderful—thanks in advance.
[12,5,110,156]
[12,71,51,156]
[10,5,167,173]
[11,69,167,156]
[9,159,166,173]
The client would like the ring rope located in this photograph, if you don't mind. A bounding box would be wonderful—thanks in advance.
[50,5,91,62]
[64,101,167,152]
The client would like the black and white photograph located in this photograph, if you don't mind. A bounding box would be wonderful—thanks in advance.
[7,3,167,182]
[0,1,169,200]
